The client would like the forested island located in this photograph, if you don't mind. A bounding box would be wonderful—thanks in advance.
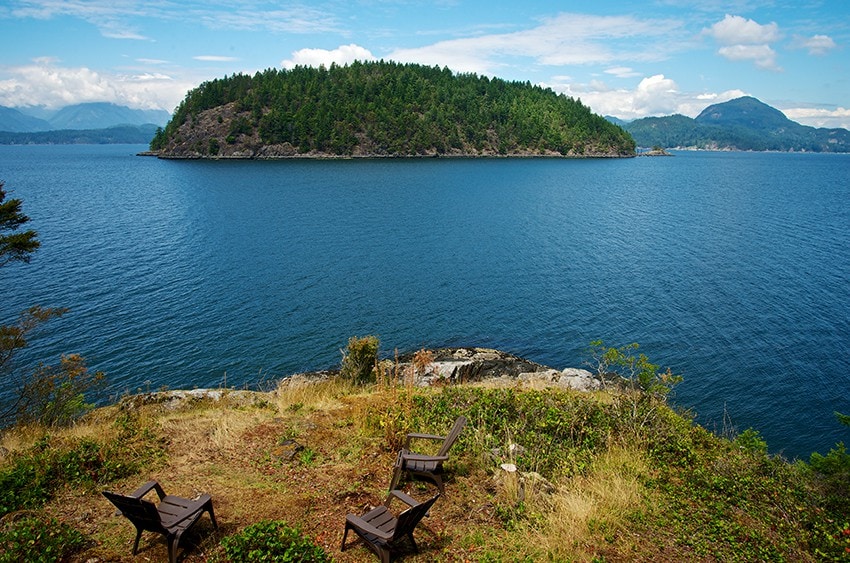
[149,61,635,158]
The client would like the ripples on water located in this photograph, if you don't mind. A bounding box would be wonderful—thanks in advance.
[1,145,848,459]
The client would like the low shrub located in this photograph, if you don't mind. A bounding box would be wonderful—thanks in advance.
[220,520,330,562]
[0,415,165,516]
[810,442,850,477]
[388,384,850,560]
[15,353,106,428]
[407,386,616,478]
[0,512,86,563]
[340,335,379,384]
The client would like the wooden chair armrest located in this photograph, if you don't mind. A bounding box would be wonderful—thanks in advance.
[386,489,420,509]
[405,432,445,441]
[400,452,449,462]
[129,480,165,500]
[345,514,394,540]
[404,432,445,447]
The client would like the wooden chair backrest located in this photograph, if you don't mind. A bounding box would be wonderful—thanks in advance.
[392,493,439,540]
[436,416,467,457]
[102,491,164,533]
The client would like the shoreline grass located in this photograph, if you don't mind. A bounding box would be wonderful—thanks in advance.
[1,375,848,562]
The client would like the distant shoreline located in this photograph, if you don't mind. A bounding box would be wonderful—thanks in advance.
[138,150,635,160]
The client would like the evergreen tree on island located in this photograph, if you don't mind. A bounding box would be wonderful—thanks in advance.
[150,61,635,158]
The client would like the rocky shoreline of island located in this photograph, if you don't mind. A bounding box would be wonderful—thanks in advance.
[118,347,603,410]
[138,147,634,159]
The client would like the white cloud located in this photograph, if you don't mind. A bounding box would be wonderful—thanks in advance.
[632,75,680,115]
[282,44,376,69]
[704,14,781,70]
[386,13,683,77]
[604,66,641,78]
[0,59,191,111]
[193,55,240,62]
[792,34,837,56]
[100,26,148,40]
[547,73,747,120]
[201,8,342,34]
[0,63,113,108]
[9,1,341,39]
[10,0,150,40]
[387,42,496,74]
[783,106,850,129]
[705,14,780,45]
[718,44,778,70]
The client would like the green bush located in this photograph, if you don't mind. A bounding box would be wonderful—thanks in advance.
[15,353,105,428]
[587,340,682,398]
[408,386,616,478]
[733,428,769,455]
[0,441,55,515]
[0,418,165,517]
[0,512,86,563]
[394,384,850,561]
[340,335,379,384]
[220,520,330,562]
[810,411,850,478]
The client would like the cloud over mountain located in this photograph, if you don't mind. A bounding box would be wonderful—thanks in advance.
[704,15,781,70]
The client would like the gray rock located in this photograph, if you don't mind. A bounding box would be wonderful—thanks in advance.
[557,368,601,391]
[401,347,553,385]
[119,389,270,410]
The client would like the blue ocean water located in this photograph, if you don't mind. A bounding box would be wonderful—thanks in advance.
[1,145,848,459]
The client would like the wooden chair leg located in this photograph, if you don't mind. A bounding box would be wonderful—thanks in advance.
[433,474,445,495]
[340,523,350,551]
[206,501,218,529]
[132,527,143,555]
[168,537,178,563]
[409,532,419,552]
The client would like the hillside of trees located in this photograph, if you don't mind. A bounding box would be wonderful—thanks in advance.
[0,124,160,145]
[624,96,850,152]
[150,61,635,158]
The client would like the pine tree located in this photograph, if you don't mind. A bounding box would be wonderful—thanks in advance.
[0,181,39,267]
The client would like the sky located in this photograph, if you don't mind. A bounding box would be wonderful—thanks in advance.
[1,1,848,128]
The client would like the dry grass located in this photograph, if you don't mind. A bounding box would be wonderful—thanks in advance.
[525,445,653,561]
[0,423,51,453]
[31,379,460,562]
[6,379,656,562]
[272,377,360,412]
[0,404,131,454]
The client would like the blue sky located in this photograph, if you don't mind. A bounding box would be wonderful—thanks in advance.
[1,0,848,128]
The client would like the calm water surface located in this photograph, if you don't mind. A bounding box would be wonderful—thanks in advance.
[1,145,848,459]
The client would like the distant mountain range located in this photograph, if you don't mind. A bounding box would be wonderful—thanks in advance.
[618,96,850,152]
[0,124,162,145]
[4,96,848,152]
[0,102,170,144]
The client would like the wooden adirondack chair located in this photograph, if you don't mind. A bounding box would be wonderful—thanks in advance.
[341,490,440,563]
[389,416,467,494]
[102,480,217,563]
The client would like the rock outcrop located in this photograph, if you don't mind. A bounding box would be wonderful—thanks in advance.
[119,347,603,410]
[396,347,601,391]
